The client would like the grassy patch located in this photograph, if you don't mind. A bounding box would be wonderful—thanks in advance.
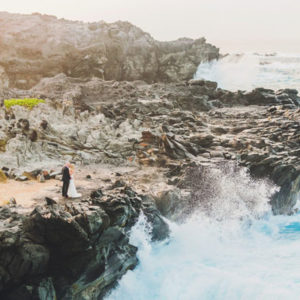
[4,98,45,110]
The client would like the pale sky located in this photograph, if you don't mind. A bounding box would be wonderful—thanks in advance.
[1,0,300,53]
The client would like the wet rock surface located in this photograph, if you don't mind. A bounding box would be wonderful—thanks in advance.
[0,186,169,299]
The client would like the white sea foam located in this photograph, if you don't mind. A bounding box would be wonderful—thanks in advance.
[194,53,300,92]
[107,166,300,300]
[107,51,300,297]
[107,214,300,300]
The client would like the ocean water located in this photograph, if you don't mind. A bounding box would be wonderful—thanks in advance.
[106,54,300,299]
[107,166,300,300]
[107,213,300,300]
[194,53,300,92]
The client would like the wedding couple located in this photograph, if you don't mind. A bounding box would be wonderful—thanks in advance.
[62,162,82,198]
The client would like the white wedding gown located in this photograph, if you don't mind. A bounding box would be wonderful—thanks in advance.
[68,176,82,198]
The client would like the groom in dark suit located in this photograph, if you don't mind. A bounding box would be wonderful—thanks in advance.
[62,162,71,198]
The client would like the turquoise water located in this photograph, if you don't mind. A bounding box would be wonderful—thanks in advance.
[107,167,300,300]
[107,212,300,300]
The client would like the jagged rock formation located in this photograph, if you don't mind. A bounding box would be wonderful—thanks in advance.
[2,10,300,299]
[0,186,169,299]
[1,77,300,214]
[0,11,219,89]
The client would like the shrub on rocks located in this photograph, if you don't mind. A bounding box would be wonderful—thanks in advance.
[4,98,45,110]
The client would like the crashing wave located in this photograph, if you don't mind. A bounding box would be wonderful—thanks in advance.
[194,53,300,92]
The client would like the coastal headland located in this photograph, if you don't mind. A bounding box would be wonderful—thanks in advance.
[0,12,300,299]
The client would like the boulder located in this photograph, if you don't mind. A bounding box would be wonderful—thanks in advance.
[15,176,28,182]
[23,169,42,180]
[90,189,103,199]
[49,171,61,179]
[155,188,183,219]
[189,133,214,147]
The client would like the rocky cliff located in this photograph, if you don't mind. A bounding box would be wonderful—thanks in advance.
[0,186,169,299]
[0,12,219,89]
[1,11,300,299]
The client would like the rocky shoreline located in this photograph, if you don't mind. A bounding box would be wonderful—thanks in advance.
[0,184,169,299]
[1,76,300,298]
[1,79,300,297]
[1,77,300,214]
[1,11,300,300]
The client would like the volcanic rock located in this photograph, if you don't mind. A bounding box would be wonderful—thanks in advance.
[0,187,169,299]
[0,12,219,89]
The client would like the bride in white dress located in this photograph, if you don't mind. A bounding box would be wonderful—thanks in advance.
[68,165,82,198]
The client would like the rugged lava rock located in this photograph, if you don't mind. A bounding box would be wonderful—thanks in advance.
[0,186,169,299]
[0,12,219,89]
[1,78,300,214]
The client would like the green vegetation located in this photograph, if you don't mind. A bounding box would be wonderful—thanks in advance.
[4,98,45,110]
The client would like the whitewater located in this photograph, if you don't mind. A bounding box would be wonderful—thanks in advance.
[107,212,300,300]
[106,55,300,300]
[194,53,300,92]
[107,165,300,300]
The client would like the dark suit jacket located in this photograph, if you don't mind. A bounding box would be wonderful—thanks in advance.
[62,166,71,182]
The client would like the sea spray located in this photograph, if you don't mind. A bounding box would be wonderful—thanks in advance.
[107,214,300,300]
[195,53,300,92]
[106,165,300,300]
[177,162,277,221]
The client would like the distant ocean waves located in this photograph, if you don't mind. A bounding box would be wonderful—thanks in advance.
[194,53,300,92]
